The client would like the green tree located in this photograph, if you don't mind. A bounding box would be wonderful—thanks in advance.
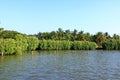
[0,30,22,39]
[84,32,92,41]
[77,31,85,41]
[50,31,58,40]
[14,34,28,52]
[57,28,65,40]
[65,29,71,40]
[104,32,111,39]
[93,32,107,47]
[0,39,17,55]
[72,29,78,41]
[113,34,120,40]
[27,36,39,51]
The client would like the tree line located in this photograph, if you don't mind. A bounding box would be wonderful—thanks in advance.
[0,28,120,55]
[37,28,120,47]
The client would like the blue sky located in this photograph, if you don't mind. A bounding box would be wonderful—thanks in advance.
[0,0,120,35]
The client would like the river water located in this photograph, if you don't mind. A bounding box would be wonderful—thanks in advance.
[0,50,120,80]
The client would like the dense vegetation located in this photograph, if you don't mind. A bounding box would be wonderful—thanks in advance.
[38,40,97,50]
[71,41,97,50]
[102,39,120,50]
[38,40,71,50]
[0,28,39,55]
[0,27,120,55]
[37,28,112,47]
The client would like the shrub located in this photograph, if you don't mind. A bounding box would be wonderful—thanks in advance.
[0,39,17,55]
[38,40,97,50]
[102,39,120,50]
[71,41,97,50]
[27,36,39,51]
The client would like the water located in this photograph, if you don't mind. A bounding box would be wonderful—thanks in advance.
[0,50,120,80]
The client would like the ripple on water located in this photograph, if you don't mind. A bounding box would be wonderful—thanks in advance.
[1,50,120,80]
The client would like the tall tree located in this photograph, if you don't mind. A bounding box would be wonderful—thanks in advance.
[57,28,64,40]
[104,32,110,39]
[113,34,120,40]
[84,32,92,41]
[77,31,85,41]
[65,29,71,40]
[50,31,58,40]
[94,32,107,47]
[72,29,78,41]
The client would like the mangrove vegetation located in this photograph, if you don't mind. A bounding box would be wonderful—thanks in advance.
[38,40,97,50]
[0,28,120,55]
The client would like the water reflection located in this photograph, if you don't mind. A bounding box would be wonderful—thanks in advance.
[0,50,120,80]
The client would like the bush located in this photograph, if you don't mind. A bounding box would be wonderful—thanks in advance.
[27,36,39,51]
[71,41,97,50]
[0,36,39,55]
[14,34,28,51]
[102,39,120,50]
[38,40,71,50]
[0,39,17,55]
[38,40,97,50]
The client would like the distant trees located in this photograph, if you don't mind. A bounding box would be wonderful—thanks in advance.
[71,41,97,50]
[0,27,120,55]
[93,32,107,47]
[113,34,120,40]
[0,30,21,39]
[37,28,120,50]
[0,39,18,55]
[72,29,78,40]
[102,39,120,50]
[38,40,97,50]
[37,28,112,43]
[38,40,71,50]
[65,29,71,40]
[27,36,39,51]
[38,28,93,41]
[0,29,39,55]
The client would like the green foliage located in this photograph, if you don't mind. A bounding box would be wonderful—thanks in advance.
[38,28,93,41]
[39,40,48,50]
[27,36,39,51]
[0,30,40,55]
[0,39,5,55]
[71,41,97,50]
[93,32,107,47]
[0,30,22,39]
[1,28,120,55]
[14,34,28,51]
[60,40,71,50]
[38,40,97,50]
[38,40,71,50]
[0,39,17,55]
[102,39,120,50]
